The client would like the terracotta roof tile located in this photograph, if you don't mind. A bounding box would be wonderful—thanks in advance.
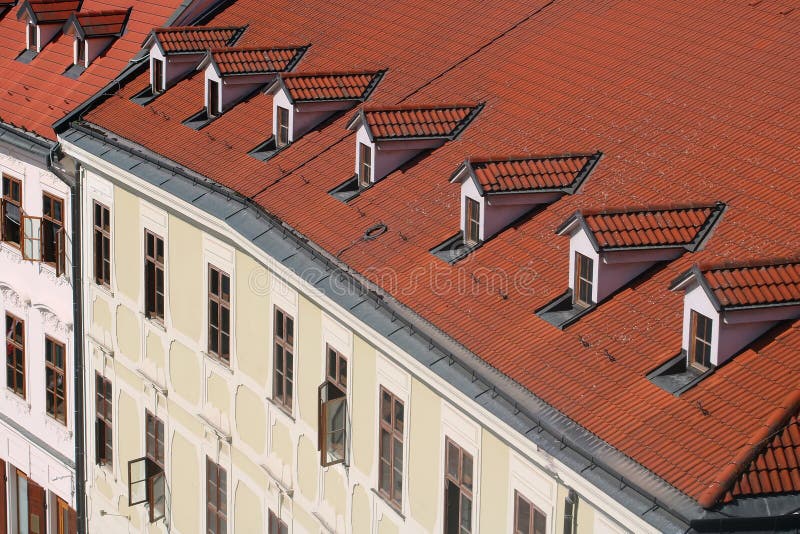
[582,205,722,250]
[153,25,244,54]
[468,152,600,193]
[281,70,383,102]
[70,9,129,37]
[361,103,481,140]
[210,45,306,75]
[25,0,80,23]
[703,262,800,309]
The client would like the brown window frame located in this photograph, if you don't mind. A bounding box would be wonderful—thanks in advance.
[145,410,165,469]
[272,306,294,412]
[358,143,372,187]
[206,457,227,534]
[318,345,347,466]
[444,438,473,534]
[144,230,165,322]
[41,192,65,271]
[563,489,578,534]
[514,490,547,534]
[95,373,113,466]
[573,252,594,306]
[268,509,288,534]
[93,201,111,287]
[276,106,290,147]
[56,496,77,534]
[207,79,221,117]
[1,174,22,247]
[689,310,713,370]
[208,265,231,364]
[45,336,67,424]
[152,58,164,94]
[378,387,404,509]
[27,23,37,51]
[75,37,85,65]
[464,197,480,245]
[5,313,25,398]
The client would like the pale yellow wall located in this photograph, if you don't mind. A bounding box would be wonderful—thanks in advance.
[408,378,441,531]
[377,515,399,534]
[116,305,140,362]
[298,295,322,428]
[169,341,201,405]
[170,431,200,534]
[113,187,140,301]
[272,419,293,468]
[235,385,266,453]
[234,481,263,533]
[351,336,376,476]
[206,370,230,413]
[92,295,112,336]
[352,484,371,534]
[479,430,510,533]
[117,390,141,484]
[296,435,317,502]
[577,495,595,534]
[234,251,270,386]
[167,214,202,341]
[323,467,346,521]
[292,505,317,534]
[146,331,165,369]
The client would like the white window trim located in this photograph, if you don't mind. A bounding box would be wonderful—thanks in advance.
[269,275,298,416]
[507,452,556,534]
[439,402,481,534]
[203,235,236,368]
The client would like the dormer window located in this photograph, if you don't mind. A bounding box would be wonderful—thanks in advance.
[17,0,81,60]
[538,203,725,329]
[134,26,247,106]
[184,45,307,130]
[27,22,37,51]
[276,106,290,147]
[574,252,594,307]
[334,103,482,202]
[152,58,164,94]
[75,36,85,65]
[62,9,131,75]
[207,79,220,117]
[689,310,712,370]
[358,143,372,187]
[464,197,480,245]
[259,70,385,162]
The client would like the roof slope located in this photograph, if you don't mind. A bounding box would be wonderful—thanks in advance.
[79,0,800,511]
[69,9,130,37]
[703,262,800,309]
[582,205,722,250]
[281,71,383,102]
[0,0,188,139]
[359,104,481,140]
[23,0,80,23]
[152,25,243,54]
[468,152,601,193]
[210,46,306,75]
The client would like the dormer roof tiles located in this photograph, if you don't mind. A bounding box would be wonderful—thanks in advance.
[465,152,601,194]
[66,8,129,38]
[19,0,80,24]
[280,70,384,103]
[209,45,307,75]
[702,262,800,309]
[574,204,725,251]
[151,25,244,54]
[358,103,482,141]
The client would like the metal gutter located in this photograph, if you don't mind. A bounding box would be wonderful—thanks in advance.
[0,122,54,163]
[62,122,722,532]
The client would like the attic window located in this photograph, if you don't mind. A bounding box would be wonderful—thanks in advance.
[689,310,712,370]
[276,106,289,147]
[207,79,220,118]
[152,58,164,94]
[27,23,37,51]
[75,36,84,65]
[464,197,480,245]
[574,252,593,307]
[358,143,372,187]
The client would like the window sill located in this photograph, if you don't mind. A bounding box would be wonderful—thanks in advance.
[266,396,295,423]
[141,314,167,332]
[93,283,114,299]
[202,351,233,375]
[371,487,406,522]
[4,391,30,412]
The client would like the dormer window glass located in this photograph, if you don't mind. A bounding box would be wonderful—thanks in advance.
[207,79,220,118]
[465,197,480,245]
[574,252,593,306]
[75,37,85,66]
[689,311,712,370]
[276,106,289,147]
[358,143,372,187]
[152,59,164,94]
[27,23,37,51]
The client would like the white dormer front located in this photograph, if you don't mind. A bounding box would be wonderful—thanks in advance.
[200,60,277,117]
[270,85,355,147]
[146,41,205,92]
[567,227,601,303]
[149,45,167,93]
[204,63,223,116]
[76,36,114,67]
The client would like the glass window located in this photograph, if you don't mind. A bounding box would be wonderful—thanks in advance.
[208,266,231,364]
[45,337,67,424]
[574,252,594,306]
[5,314,24,398]
[273,307,294,411]
[690,310,713,369]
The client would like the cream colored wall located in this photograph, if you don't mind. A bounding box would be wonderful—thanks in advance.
[80,174,657,534]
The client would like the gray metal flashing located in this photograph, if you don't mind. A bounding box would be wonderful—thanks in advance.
[0,121,55,165]
[0,410,75,469]
[62,122,749,532]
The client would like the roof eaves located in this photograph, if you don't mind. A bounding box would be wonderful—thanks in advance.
[555,212,601,251]
[448,101,484,140]
[359,68,387,102]
[565,150,603,194]
[685,201,727,252]
[669,265,723,312]
[346,109,373,142]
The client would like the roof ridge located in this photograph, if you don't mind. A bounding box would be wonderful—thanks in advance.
[155,25,244,32]
[76,9,129,16]
[362,102,478,112]
[210,44,308,53]
[700,257,800,273]
[282,69,384,78]
[582,202,719,218]
[698,390,800,508]
[468,151,599,165]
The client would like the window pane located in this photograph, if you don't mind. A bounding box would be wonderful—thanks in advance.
[516,495,531,533]
[394,400,404,433]
[447,442,459,478]
[460,495,472,532]
[462,452,473,490]
[340,358,347,388]
[533,509,546,534]
[381,391,392,423]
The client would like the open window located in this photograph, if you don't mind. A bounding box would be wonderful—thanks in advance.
[128,457,165,523]
[318,345,347,466]
[21,213,42,261]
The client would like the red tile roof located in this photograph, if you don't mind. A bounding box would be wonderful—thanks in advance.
[702,262,800,309]
[0,0,188,139]
[280,71,383,103]
[580,205,722,250]
[68,9,130,37]
[152,26,244,54]
[358,103,481,140]
[209,46,306,75]
[729,408,800,500]
[467,152,600,194]
[79,0,800,510]
[22,0,80,23]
